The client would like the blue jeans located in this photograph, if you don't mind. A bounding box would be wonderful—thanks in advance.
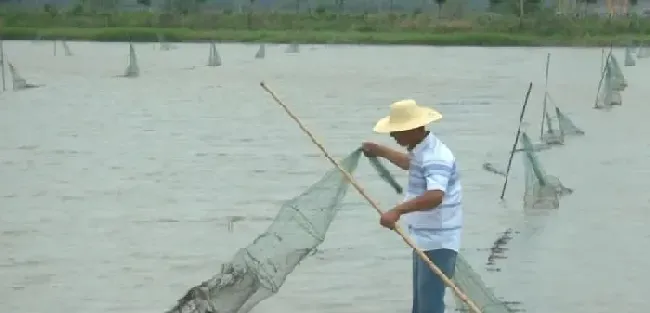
[412,248,458,313]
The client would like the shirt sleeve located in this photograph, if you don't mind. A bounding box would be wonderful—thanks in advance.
[422,159,454,193]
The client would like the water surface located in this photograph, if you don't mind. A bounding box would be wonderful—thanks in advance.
[0,41,648,313]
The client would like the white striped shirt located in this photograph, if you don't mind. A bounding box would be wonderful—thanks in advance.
[401,132,463,252]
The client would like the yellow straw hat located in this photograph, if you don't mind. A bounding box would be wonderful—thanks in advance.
[373,99,442,133]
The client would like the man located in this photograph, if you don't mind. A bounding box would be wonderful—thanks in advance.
[362,99,462,313]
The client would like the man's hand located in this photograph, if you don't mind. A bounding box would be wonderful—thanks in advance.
[379,207,403,230]
[362,142,385,157]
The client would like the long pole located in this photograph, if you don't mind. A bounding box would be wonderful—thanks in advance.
[260,81,483,313]
[594,46,613,108]
[499,82,533,200]
[0,40,5,92]
[539,53,550,140]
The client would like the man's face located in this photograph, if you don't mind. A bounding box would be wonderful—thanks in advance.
[389,130,412,147]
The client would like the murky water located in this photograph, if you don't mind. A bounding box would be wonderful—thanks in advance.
[1,40,648,313]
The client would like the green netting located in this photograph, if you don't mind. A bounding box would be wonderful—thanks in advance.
[255,44,265,59]
[285,42,300,54]
[208,42,222,67]
[8,62,39,90]
[165,148,402,313]
[453,254,514,313]
[540,107,563,146]
[555,107,584,136]
[595,67,622,109]
[624,47,636,66]
[638,46,650,58]
[8,63,27,90]
[54,40,73,56]
[539,53,564,147]
[520,132,572,209]
[62,40,73,56]
[606,54,627,91]
[124,43,139,78]
[158,33,176,51]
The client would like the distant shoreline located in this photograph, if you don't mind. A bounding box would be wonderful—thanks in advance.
[0,27,648,47]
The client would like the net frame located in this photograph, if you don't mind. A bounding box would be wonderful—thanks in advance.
[453,254,514,313]
[624,47,636,66]
[595,67,622,109]
[165,149,401,313]
[520,132,572,209]
[124,43,139,78]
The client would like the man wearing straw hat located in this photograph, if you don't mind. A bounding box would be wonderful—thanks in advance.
[363,99,462,313]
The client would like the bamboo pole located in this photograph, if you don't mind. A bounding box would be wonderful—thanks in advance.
[260,81,483,313]
[500,82,534,199]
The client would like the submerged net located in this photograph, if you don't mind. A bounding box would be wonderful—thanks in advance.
[208,42,222,67]
[453,254,514,313]
[165,148,402,313]
[124,43,139,78]
[624,47,636,66]
[555,107,584,136]
[285,42,299,53]
[606,54,627,91]
[482,162,506,177]
[255,44,265,59]
[595,67,622,109]
[520,132,572,209]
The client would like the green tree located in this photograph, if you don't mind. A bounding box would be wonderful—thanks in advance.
[489,0,503,9]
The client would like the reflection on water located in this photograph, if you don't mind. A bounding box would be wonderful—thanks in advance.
[1,41,649,313]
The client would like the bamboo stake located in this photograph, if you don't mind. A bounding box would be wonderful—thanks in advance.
[539,53,550,140]
[499,82,533,200]
[260,81,483,313]
[594,46,613,109]
[0,40,5,92]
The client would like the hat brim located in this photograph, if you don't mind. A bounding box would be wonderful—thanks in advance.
[373,107,442,134]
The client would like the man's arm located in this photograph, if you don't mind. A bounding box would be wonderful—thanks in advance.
[396,159,453,214]
[377,146,410,170]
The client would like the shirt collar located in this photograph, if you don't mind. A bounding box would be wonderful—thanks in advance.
[409,132,436,156]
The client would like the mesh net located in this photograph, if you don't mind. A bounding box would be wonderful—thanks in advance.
[8,63,39,90]
[638,46,650,58]
[255,44,265,59]
[606,54,627,91]
[165,148,402,313]
[540,107,563,146]
[555,107,584,136]
[124,43,139,78]
[624,47,636,66]
[8,63,26,90]
[453,254,514,313]
[285,43,300,53]
[158,33,176,51]
[208,42,222,67]
[520,132,572,209]
[595,67,622,109]
[61,40,73,56]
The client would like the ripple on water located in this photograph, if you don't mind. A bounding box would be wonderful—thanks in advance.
[0,42,648,313]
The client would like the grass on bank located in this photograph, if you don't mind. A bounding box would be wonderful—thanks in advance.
[2,11,650,46]
[1,26,649,46]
